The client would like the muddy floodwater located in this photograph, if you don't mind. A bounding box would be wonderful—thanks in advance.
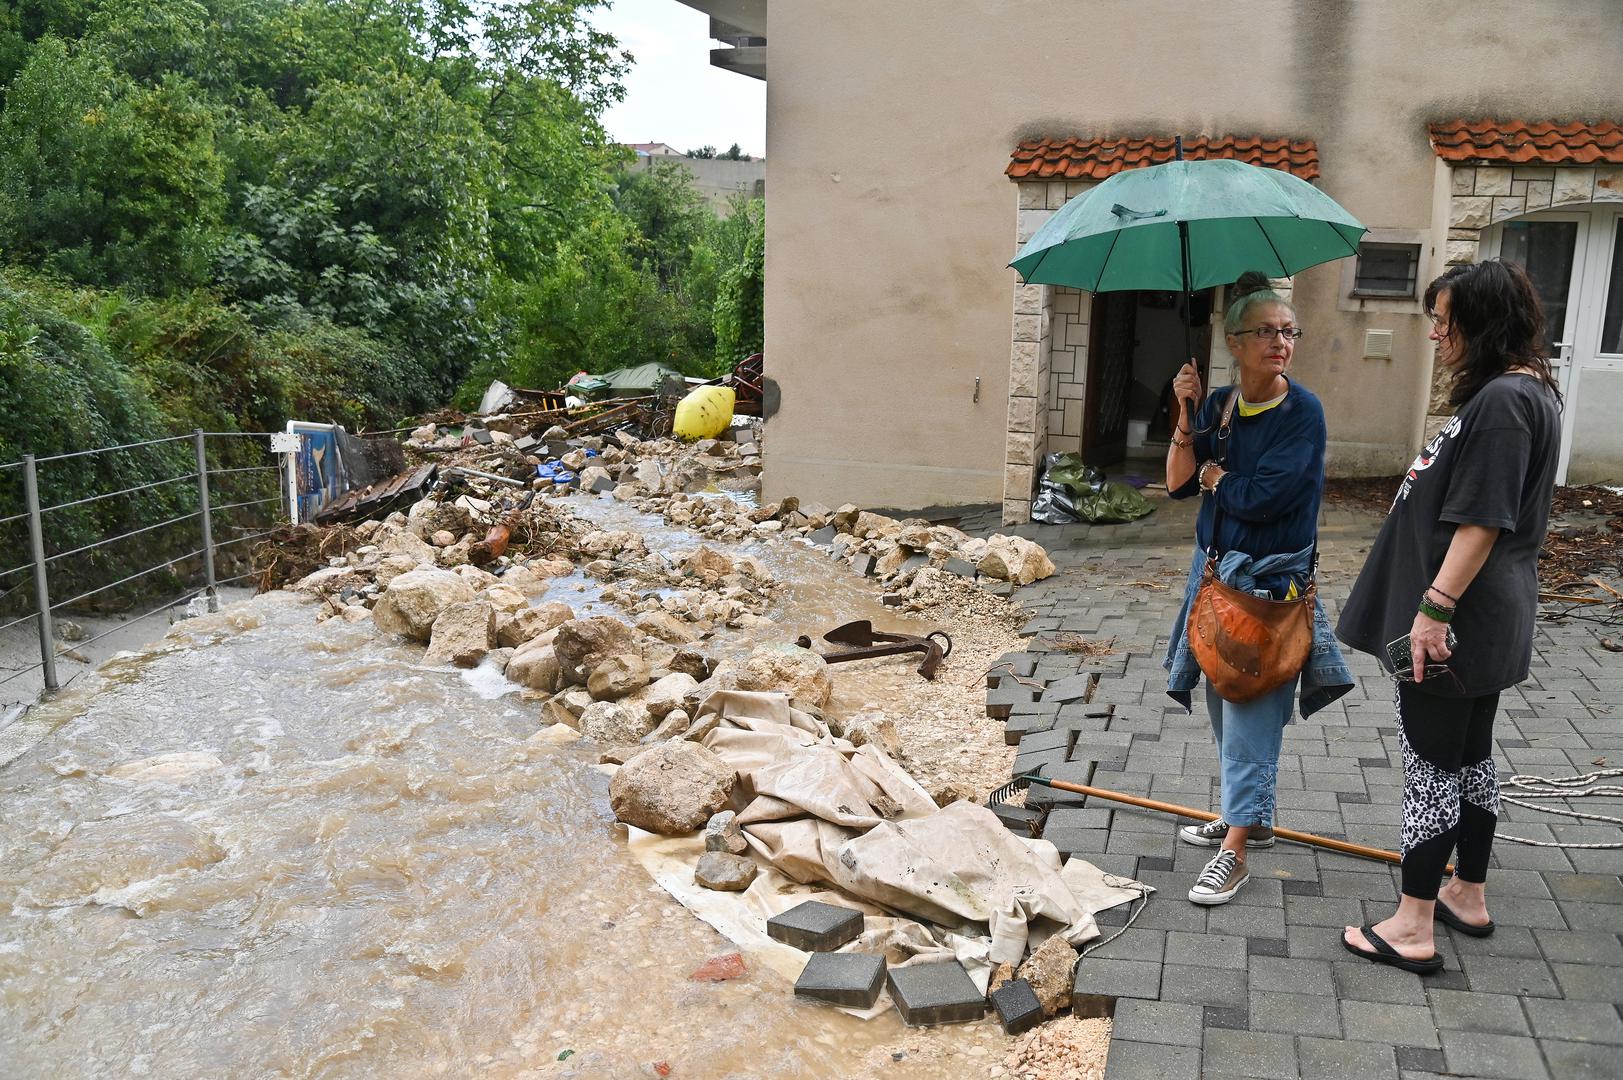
[0,496,1012,1078]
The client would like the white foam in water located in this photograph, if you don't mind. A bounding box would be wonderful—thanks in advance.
[460,657,520,700]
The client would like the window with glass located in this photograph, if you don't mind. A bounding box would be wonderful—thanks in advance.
[1351,242,1421,298]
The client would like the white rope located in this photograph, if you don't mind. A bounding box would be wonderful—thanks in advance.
[1493,768,1623,849]
[1078,875,1152,957]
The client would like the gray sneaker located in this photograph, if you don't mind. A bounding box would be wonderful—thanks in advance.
[1188,849,1250,905]
[1179,818,1276,848]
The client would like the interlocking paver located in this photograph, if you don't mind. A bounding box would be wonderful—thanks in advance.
[964,492,1623,1067]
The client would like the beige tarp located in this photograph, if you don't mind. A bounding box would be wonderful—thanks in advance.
[621,690,1149,1002]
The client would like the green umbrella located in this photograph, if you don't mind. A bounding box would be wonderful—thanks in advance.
[1009,157,1367,293]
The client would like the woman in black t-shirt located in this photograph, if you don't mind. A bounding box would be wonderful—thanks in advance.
[1336,259,1562,974]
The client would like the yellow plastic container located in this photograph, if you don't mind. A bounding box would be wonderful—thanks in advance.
[672,385,736,440]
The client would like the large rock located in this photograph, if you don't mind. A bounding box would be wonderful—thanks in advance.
[587,653,651,701]
[497,602,573,648]
[842,713,902,757]
[554,616,637,673]
[478,584,528,614]
[610,741,736,836]
[379,527,437,564]
[579,700,656,744]
[852,511,900,539]
[505,639,561,692]
[373,569,476,641]
[424,600,497,667]
[636,610,698,645]
[694,851,757,892]
[642,672,699,719]
[682,546,734,578]
[976,535,1056,586]
[704,810,749,856]
[1016,934,1078,1017]
[735,643,833,708]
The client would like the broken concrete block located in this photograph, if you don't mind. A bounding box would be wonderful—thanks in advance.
[851,554,876,577]
[886,961,986,1026]
[991,978,1045,1035]
[766,900,864,952]
[794,952,886,1009]
[943,557,978,579]
[589,474,615,493]
[694,851,757,892]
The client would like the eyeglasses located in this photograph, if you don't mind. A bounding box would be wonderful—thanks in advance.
[1393,665,1465,693]
[1232,326,1304,341]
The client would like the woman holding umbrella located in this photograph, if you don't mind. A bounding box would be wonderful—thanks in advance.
[1162,272,1352,905]
[1335,260,1561,973]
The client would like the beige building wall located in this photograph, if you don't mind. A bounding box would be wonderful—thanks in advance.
[759,0,1623,510]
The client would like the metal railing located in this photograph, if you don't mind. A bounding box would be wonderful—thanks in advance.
[0,430,289,694]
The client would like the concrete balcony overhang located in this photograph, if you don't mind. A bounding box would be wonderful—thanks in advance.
[676,0,767,81]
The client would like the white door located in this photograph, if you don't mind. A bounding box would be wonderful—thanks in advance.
[1483,209,1623,483]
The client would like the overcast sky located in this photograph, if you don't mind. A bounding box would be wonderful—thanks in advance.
[589,0,767,156]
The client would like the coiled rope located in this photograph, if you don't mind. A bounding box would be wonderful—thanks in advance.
[1494,768,1623,849]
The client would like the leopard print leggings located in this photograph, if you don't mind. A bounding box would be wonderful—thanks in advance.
[1395,681,1501,900]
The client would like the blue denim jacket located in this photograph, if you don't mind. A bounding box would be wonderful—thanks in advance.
[1163,544,1354,720]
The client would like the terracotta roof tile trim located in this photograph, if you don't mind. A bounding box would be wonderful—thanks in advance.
[1007,135,1319,181]
[1429,119,1623,165]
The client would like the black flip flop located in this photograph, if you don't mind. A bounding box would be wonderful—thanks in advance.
[1435,898,1495,938]
[1342,924,1445,975]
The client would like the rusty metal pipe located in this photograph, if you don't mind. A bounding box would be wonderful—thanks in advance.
[1024,774,1445,871]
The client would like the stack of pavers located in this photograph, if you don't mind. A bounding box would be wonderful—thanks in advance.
[780,900,988,1026]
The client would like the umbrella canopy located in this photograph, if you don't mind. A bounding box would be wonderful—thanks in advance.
[1009,159,1366,293]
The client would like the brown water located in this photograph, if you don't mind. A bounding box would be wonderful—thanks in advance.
[0,497,1003,1079]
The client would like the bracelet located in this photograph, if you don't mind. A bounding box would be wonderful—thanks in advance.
[1418,597,1454,623]
[1427,584,1460,604]
[1170,433,1193,449]
[1198,462,1222,494]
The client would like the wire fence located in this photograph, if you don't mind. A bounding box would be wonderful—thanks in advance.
[0,431,290,693]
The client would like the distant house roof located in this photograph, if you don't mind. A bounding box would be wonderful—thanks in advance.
[1007,135,1319,182]
[1428,119,1623,165]
[626,142,683,157]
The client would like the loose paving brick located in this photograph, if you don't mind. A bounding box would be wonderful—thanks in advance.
[766,901,863,952]
[794,951,885,1008]
[885,961,985,1026]
[990,978,1044,1035]
[1440,1030,1552,1079]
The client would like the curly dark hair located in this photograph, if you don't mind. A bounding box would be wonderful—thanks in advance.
[1424,258,1561,408]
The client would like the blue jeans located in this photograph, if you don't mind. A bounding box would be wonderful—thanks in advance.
[1205,673,1298,828]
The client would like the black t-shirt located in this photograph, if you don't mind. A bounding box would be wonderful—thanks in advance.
[1336,374,1561,697]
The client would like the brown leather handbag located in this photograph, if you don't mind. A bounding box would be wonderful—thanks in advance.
[1186,389,1316,704]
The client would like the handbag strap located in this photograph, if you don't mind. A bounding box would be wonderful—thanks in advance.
[1202,382,1320,579]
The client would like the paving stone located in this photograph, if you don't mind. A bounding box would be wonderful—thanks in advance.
[766,900,863,952]
[1201,1029,1298,1080]
[1523,996,1623,1044]
[986,683,1038,719]
[1248,955,1335,996]
[886,961,985,1026]
[943,556,978,578]
[1158,963,1247,1008]
[1041,673,1094,703]
[1426,988,1530,1035]
[1044,827,1109,856]
[794,951,885,1007]
[1342,999,1441,1049]
[1164,930,1245,969]
[1539,1037,1623,1077]
[851,553,876,577]
[990,801,1043,837]
[1552,962,1623,1002]
[1457,953,1561,998]
[1202,1005,1249,1030]
[1109,998,1204,1047]
[1248,988,1342,1038]
[1016,727,1074,755]
[990,977,1044,1035]
[1073,957,1162,1002]
[1205,901,1287,940]
[1081,927,1164,964]
[1298,1035,1400,1080]
[1003,713,1056,744]
[806,526,837,546]
[1331,960,1430,1005]
[1440,1030,1552,1079]
[1045,807,1112,830]
[1101,1040,1201,1080]
[1395,1045,1447,1071]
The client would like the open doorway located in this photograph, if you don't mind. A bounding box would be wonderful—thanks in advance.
[1082,289,1216,468]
